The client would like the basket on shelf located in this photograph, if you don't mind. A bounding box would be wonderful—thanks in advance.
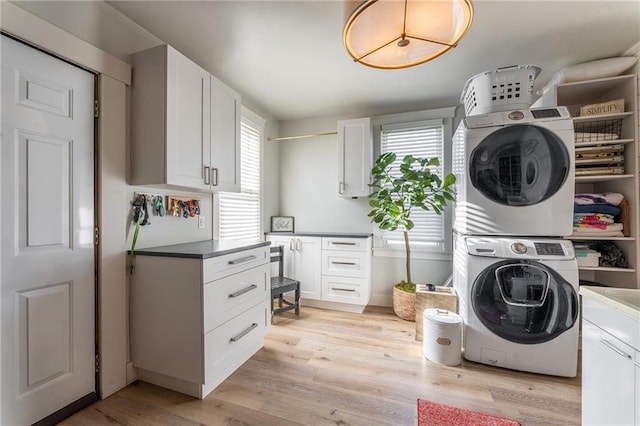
[574,119,623,144]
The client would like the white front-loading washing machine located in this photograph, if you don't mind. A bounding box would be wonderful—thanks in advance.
[453,233,579,377]
[452,107,575,236]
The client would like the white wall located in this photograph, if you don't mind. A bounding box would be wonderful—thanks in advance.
[279,114,455,306]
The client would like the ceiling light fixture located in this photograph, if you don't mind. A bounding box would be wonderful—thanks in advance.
[343,0,474,70]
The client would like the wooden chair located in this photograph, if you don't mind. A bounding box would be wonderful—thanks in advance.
[270,245,300,319]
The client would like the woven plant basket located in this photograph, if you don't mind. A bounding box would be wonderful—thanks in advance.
[393,285,416,322]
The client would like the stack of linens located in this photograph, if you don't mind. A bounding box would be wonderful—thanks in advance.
[573,192,625,237]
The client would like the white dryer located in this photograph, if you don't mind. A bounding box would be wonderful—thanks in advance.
[452,107,574,236]
[453,233,579,377]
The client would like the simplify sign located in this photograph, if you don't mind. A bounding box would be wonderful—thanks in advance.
[580,98,625,116]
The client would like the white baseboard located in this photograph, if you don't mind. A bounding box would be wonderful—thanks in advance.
[126,362,137,385]
[369,293,392,307]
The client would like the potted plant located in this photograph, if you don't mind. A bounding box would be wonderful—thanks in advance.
[368,152,456,321]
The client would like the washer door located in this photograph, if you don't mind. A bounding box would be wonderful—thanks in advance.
[470,125,570,206]
[471,260,578,344]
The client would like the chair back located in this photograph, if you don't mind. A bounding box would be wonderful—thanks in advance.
[270,245,284,277]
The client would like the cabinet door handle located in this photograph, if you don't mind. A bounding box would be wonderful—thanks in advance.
[290,239,295,251]
[228,284,257,298]
[600,338,632,359]
[212,167,219,186]
[228,255,256,265]
[230,323,258,342]
[331,261,357,266]
[338,182,344,194]
[204,166,210,185]
[296,238,302,251]
[331,287,356,292]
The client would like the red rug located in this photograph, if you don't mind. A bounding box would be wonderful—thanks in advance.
[418,399,520,426]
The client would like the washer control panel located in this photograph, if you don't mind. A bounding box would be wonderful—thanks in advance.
[463,235,574,260]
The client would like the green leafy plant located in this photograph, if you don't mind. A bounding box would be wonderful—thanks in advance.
[368,152,456,285]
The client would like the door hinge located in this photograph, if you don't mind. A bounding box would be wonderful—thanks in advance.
[95,353,100,374]
[94,227,100,246]
[94,99,99,118]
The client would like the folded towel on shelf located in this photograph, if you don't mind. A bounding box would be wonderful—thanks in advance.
[574,192,624,206]
[571,230,624,237]
[574,222,623,231]
[572,222,624,237]
[573,213,615,225]
[574,204,621,216]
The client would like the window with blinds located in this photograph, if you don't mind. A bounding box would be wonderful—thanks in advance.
[379,119,446,250]
[217,115,262,240]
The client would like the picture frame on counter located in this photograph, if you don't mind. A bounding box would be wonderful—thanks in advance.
[271,216,295,233]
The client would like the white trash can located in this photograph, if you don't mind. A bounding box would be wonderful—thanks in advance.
[422,308,462,366]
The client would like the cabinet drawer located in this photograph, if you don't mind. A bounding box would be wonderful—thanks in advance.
[203,246,268,282]
[204,300,267,384]
[322,237,370,251]
[203,263,269,333]
[321,250,369,278]
[321,276,369,305]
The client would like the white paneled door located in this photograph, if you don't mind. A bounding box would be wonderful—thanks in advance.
[1,35,96,424]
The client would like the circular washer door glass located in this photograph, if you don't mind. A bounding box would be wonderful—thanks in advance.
[471,259,578,344]
[469,125,570,206]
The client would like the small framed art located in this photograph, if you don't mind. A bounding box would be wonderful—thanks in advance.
[271,216,295,232]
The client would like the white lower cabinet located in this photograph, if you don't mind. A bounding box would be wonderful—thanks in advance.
[130,245,269,399]
[266,234,372,312]
[581,295,640,426]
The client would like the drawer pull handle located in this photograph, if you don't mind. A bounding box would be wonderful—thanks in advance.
[331,242,357,246]
[332,261,357,266]
[600,338,632,359]
[230,323,258,343]
[228,255,257,265]
[332,287,356,292]
[228,284,258,298]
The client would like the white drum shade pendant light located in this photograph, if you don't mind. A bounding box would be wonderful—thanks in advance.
[343,0,473,69]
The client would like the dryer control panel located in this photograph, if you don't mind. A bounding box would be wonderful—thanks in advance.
[464,106,572,129]
[463,235,575,260]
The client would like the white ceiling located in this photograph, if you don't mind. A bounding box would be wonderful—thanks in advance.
[13,1,640,121]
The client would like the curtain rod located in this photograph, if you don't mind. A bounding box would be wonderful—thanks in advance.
[268,131,337,142]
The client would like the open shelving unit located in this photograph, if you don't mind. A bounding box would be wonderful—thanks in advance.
[535,74,639,289]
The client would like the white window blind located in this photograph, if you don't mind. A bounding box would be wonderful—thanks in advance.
[218,115,262,240]
[380,120,446,250]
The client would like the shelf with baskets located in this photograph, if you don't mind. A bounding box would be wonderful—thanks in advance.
[535,73,639,289]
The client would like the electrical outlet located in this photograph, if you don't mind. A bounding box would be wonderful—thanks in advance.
[198,216,206,229]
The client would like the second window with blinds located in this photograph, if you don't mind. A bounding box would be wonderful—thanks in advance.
[378,119,450,252]
[216,109,264,241]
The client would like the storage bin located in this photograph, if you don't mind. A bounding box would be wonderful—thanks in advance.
[576,249,601,267]
[422,309,462,366]
[415,285,458,342]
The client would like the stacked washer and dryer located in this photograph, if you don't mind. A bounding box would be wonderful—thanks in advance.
[452,65,580,377]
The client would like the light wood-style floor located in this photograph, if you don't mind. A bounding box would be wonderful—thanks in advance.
[63,306,581,425]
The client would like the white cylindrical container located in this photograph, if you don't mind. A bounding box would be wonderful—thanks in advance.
[422,308,462,366]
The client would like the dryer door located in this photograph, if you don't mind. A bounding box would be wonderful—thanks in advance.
[469,125,570,206]
[471,259,578,344]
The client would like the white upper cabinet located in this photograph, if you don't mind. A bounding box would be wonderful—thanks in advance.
[131,45,240,192]
[337,117,372,198]
[210,76,241,192]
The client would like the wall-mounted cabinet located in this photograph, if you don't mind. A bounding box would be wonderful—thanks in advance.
[131,44,240,192]
[535,74,639,289]
[337,117,372,198]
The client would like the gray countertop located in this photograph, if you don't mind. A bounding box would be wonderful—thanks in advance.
[129,239,270,259]
[264,232,373,238]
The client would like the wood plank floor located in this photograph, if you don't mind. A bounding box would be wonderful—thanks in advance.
[63,306,581,425]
